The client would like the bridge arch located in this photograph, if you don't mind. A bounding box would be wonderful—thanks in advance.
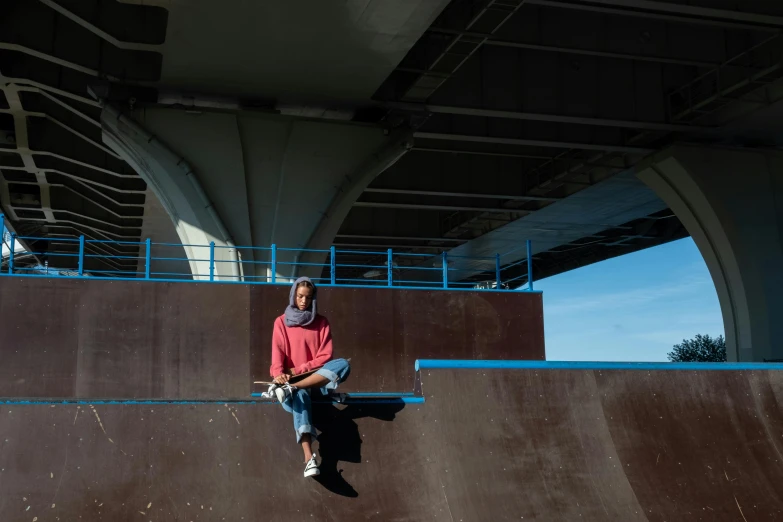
[637,145,783,361]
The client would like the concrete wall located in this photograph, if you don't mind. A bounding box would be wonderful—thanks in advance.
[135,188,190,278]
[103,107,411,282]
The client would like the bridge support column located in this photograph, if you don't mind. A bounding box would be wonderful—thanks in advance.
[637,145,783,361]
[102,105,412,281]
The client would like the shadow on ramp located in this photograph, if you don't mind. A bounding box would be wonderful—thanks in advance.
[312,402,405,497]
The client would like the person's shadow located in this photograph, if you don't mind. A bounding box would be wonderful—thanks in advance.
[311,401,404,497]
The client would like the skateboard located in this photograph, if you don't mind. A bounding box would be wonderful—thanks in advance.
[253,358,351,386]
[253,367,318,386]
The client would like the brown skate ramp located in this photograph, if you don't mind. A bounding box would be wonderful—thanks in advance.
[415,366,783,521]
[0,277,544,397]
[2,364,783,521]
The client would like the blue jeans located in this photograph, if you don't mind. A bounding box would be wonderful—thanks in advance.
[280,358,351,443]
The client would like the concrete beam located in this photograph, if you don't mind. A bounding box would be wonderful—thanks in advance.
[551,0,783,27]
[391,101,710,132]
[426,28,719,68]
[336,234,466,243]
[527,0,781,31]
[303,131,413,253]
[102,105,406,281]
[364,188,560,202]
[414,132,655,154]
[412,147,553,160]
[102,105,240,280]
[354,201,531,213]
[38,0,162,52]
[333,243,446,251]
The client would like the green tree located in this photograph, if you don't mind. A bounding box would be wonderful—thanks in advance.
[667,334,726,362]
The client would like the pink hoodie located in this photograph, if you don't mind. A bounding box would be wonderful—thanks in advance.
[270,314,333,377]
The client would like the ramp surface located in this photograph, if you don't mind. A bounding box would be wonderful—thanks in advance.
[0,277,544,397]
[1,278,781,520]
[2,366,783,521]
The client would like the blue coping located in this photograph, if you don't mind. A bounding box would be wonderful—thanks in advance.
[0,396,424,406]
[414,359,783,371]
[250,392,423,404]
[0,399,260,405]
[334,392,415,397]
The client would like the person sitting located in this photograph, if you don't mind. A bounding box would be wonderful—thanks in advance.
[265,276,351,478]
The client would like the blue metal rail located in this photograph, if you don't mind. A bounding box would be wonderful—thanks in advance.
[0,213,537,292]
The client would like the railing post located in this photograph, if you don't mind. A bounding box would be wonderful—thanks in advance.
[145,238,151,280]
[495,253,501,290]
[209,241,215,281]
[387,249,393,287]
[330,246,336,285]
[526,239,533,291]
[442,251,448,289]
[78,235,85,276]
[270,244,277,283]
[8,234,15,274]
[0,213,5,249]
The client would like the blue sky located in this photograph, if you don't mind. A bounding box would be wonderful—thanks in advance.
[537,237,724,362]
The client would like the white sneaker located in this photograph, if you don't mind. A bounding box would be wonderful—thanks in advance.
[304,453,320,478]
[331,392,347,404]
[260,383,279,400]
[274,383,295,403]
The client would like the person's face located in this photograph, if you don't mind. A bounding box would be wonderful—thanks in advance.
[295,285,313,311]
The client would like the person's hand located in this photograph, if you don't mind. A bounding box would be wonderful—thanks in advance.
[273,373,290,385]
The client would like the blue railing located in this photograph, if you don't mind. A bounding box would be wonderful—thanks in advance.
[0,214,536,292]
